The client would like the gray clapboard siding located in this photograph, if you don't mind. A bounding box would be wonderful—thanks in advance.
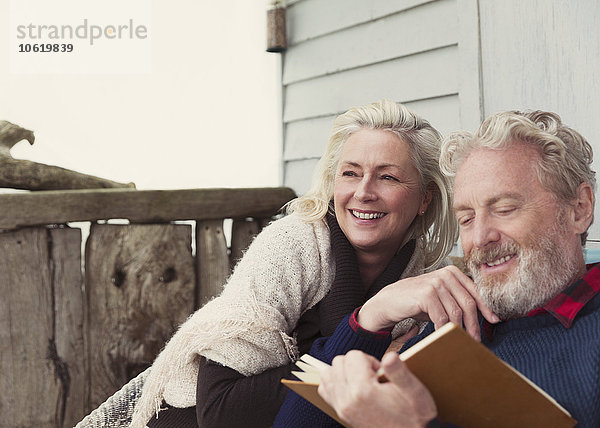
[287,0,436,45]
[281,0,468,195]
[284,45,458,123]
[283,0,457,84]
[478,0,600,239]
[283,95,459,163]
[284,115,336,161]
[404,95,460,137]
[284,158,320,195]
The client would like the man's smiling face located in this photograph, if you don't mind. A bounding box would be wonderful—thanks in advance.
[453,142,581,318]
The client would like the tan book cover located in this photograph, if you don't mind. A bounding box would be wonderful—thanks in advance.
[282,322,577,428]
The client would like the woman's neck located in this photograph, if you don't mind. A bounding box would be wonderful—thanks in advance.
[356,249,396,289]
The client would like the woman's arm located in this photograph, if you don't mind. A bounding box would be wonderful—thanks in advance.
[273,312,393,428]
[196,357,294,428]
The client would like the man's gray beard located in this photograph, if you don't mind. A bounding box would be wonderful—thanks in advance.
[466,234,578,320]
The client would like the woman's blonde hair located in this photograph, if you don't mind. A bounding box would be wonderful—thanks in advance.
[286,99,458,269]
[440,110,596,245]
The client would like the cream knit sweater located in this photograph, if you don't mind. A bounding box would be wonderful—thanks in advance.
[130,213,427,427]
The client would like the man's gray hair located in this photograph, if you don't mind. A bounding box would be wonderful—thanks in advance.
[439,110,596,244]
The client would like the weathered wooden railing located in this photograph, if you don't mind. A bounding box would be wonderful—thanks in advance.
[0,187,296,428]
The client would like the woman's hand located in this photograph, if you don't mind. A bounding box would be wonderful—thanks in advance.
[318,351,437,428]
[357,265,499,341]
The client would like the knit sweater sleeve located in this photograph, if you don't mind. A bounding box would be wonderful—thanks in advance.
[197,214,334,374]
[273,313,392,427]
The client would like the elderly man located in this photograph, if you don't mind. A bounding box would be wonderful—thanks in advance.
[274,110,600,427]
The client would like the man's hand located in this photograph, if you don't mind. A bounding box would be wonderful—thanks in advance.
[318,351,437,428]
[357,266,500,341]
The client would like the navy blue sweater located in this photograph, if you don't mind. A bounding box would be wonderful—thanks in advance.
[275,292,600,427]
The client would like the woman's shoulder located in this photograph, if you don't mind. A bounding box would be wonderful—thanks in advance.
[258,213,329,245]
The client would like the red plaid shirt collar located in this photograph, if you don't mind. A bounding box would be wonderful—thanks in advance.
[483,263,600,339]
[527,263,600,327]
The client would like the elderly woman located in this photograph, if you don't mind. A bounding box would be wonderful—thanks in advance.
[130,100,460,428]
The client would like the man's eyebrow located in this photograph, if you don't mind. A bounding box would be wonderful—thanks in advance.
[453,193,525,211]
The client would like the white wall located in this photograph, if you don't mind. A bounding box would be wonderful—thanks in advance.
[478,0,600,241]
[1,0,281,190]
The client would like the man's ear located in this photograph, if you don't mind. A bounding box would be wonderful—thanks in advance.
[571,182,594,234]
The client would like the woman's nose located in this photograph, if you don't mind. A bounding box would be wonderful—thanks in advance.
[354,177,377,202]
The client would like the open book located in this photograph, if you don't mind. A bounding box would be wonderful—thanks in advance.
[282,322,576,428]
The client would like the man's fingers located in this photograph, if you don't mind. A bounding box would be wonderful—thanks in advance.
[380,352,438,419]
[343,351,380,383]
[447,266,500,324]
[319,351,381,416]
[422,267,488,341]
[430,281,464,327]
[380,353,430,398]
[380,353,419,388]
[438,273,482,340]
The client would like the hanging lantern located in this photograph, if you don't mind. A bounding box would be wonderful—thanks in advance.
[266,0,287,53]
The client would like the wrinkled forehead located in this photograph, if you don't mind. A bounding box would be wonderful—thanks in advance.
[453,144,544,209]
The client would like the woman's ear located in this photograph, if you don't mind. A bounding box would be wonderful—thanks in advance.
[571,182,594,234]
[419,183,435,214]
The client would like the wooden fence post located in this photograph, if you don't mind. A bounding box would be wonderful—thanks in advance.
[196,219,230,308]
[85,224,195,409]
[0,227,84,428]
[229,218,261,271]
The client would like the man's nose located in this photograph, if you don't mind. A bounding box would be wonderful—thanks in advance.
[472,217,501,249]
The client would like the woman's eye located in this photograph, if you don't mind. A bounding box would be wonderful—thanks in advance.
[381,175,398,181]
[342,170,357,177]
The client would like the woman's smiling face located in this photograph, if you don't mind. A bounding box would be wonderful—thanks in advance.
[333,129,430,259]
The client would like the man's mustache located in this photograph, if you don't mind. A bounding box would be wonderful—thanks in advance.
[466,242,520,271]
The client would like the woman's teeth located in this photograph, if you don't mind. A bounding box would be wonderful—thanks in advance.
[486,255,513,267]
[352,210,385,220]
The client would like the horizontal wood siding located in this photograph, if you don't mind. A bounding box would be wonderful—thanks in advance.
[478,0,600,240]
[405,95,460,137]
[284,94,460,163]
[284,158,320,196]
[284,0,457,84]
[282,0,461,193]
[286,0,436,45]
[284,116,336,161]
[284,45,458,122]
